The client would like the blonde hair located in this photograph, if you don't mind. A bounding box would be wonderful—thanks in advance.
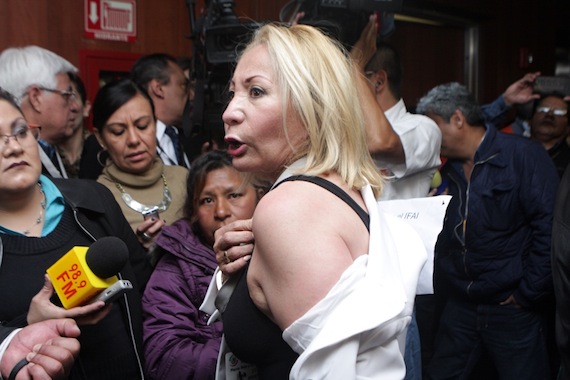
[240,23,383,197]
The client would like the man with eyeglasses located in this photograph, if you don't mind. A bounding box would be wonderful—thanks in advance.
[529,94,570,178]
[0,45,79,178]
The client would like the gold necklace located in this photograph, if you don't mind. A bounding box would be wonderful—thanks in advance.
[22,183,46,235]
[114,174,172,214]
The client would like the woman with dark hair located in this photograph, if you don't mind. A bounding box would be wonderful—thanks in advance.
[92,78,188,251]
[0,86,152,379]
[141,150,264,380]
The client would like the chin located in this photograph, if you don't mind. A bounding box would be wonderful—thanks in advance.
[231,156,254,172]
[123,159,154,174]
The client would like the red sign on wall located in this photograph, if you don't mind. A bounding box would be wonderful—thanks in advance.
[84,0,137,42]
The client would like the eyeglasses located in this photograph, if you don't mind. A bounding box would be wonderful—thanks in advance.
[0,123,41,153]
[536,106,568,117]
[39,87,77,105]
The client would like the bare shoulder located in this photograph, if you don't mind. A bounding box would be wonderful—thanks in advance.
[248,179,367,327]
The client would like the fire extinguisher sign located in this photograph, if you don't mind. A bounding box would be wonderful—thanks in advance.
[84,0,137,42]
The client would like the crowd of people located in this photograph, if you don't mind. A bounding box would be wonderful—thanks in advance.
[0,12,568,380]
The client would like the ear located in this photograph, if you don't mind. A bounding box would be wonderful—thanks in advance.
[256,187,266,200]
[452,109,465,128]
[83,100,92,119]
[92,129,106,150]
[373,70,388,94]
[25,87,43,112]
[149,79,165,99]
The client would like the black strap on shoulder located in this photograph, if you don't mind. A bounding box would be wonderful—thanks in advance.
[275,175,370,231]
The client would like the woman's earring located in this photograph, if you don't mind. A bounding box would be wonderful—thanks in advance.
[375,81,382,90]
[96,149,108,167]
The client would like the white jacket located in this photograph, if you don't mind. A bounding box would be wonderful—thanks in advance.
[283,184,427,380]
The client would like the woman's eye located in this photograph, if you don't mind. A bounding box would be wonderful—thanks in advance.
[250,87,264,97]
[230,193,242,199]
[110,129,124,136]
[13,125,29,139]
[199,197,213,205]
[136,124,149,131]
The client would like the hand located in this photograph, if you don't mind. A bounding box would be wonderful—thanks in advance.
[350,14,377,71]
[500,294,521,308]
[28,275,112,325]
[291,11,305,26]
[213,219,255,278]
[503,71,541,106]
[200,140,220,155]
[0,319,80,380]
[136,217,165,250]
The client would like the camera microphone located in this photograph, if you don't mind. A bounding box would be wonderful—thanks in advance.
[46,237,129,309]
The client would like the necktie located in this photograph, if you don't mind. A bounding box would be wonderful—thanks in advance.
[164,126,185,167]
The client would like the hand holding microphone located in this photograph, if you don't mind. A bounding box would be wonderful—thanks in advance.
[46,236,132,309]
[28,237,133,325]
[27,274,111,325]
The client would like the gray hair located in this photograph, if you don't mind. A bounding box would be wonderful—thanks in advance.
[0,45,77,105]
[416,82,485,125]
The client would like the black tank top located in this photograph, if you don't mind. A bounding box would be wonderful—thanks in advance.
[221,176,369,379]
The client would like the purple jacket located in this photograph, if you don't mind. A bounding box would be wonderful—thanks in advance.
[142,219,223,380]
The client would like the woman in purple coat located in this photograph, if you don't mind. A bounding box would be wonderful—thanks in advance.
[142,150,265,380]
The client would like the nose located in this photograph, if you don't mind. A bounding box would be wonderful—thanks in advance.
[125,127,140,146]
[222,97,244,127]
[1,136,24,156]
[214,198,231,220]
[68,96,80,112]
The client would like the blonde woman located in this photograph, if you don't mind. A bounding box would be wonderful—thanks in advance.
[208,23,427,379]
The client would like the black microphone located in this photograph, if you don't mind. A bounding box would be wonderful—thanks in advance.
[47,237,131,309]
[86,236,129,278]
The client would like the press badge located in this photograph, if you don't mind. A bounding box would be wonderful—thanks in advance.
[225,352,258,379]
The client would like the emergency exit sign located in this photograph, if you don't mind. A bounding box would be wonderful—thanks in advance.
[84,0,137,42]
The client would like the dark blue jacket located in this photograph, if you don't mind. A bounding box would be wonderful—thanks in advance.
[435,126,559,307]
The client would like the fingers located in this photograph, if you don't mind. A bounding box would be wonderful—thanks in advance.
[291,11,305,26]
[214,219,255,275]
[74,303,112,325]
[51,319,81,339]
[523,71,541,83]
[28,276,62,324]
[136,217,165,247]
[25,338,80,380]
[62,301,108,325]
[213,219,254,251]
[35,275,55,301]
[220,254,251,276]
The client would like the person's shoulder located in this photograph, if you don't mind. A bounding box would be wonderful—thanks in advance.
[255,178,351,234]
[53,178,116,211]
[53,177,109,194]
[497,131,546,153]
[163,164,189,177]
[395,111,441,136]
[254,181,319,226]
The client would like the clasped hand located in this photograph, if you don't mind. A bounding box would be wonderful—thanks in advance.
[213,219,255,279]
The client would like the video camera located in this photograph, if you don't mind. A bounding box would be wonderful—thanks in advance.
[184,0,260,159]
[200,0,259,65]
[282,0,403,49]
